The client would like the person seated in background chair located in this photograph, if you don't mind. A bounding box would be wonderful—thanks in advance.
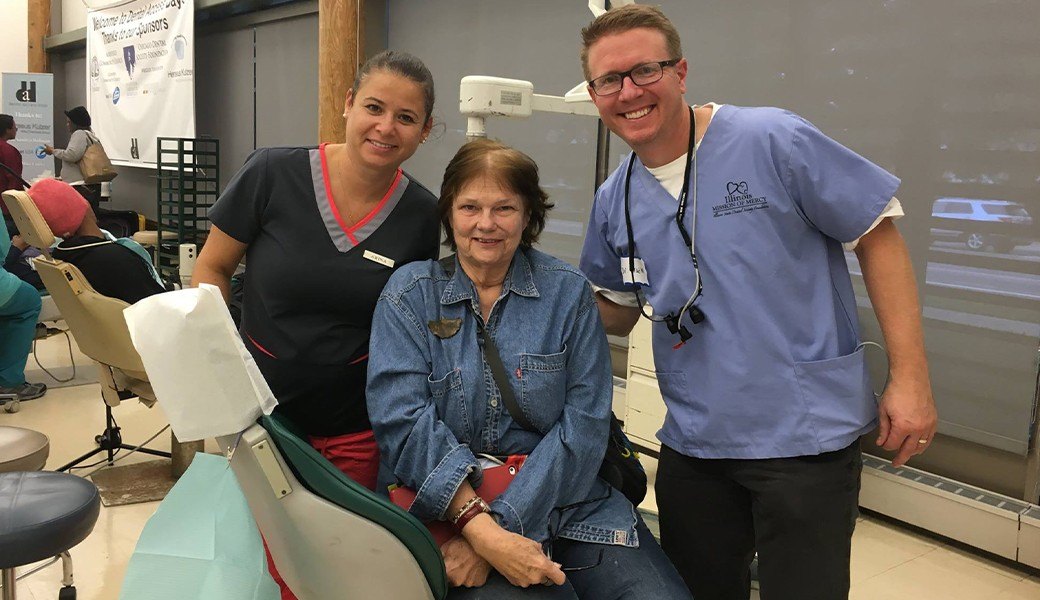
[0,215,46,401]
[27,178,164,304]
[4,234,45,291]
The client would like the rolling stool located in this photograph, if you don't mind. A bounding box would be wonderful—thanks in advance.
[0,395,17,415]
[0,428,89,599]
[0,427,49,471]
[0,472,99,599]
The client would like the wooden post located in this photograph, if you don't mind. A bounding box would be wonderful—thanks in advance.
[318,0,363,143]
[27,0,51,73]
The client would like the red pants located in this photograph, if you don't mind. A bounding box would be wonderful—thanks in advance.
[266,429,380,599]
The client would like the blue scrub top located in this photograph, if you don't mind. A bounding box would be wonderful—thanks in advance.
[580,105,900,459]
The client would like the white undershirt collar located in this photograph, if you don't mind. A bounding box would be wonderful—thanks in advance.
[646,103,721,199]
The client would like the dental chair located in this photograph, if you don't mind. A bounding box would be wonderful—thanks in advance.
[37,294,61,325]
[0,190,195,474]
[221,414,447,599]
[122,287,447,599]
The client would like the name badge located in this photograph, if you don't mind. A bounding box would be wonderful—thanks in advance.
[363,250,395,268]
[620,257,649,286]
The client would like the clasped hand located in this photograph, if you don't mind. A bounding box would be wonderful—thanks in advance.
[445,514,566,588]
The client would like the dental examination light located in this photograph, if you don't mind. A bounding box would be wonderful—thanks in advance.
[459,76,601,139]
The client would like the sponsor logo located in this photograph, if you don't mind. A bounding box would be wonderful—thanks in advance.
[712,181,770,218]
[35,146,47,159]
[90,57,100,79]
[130,138,140,159]
[14,81,36,103]
[173,35,187,60]
[113,87,121,104]
[123,46,137,79]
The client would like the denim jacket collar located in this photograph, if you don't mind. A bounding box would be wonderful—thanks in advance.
[439,247,541,307]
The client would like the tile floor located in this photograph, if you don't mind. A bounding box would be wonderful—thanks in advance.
[2,334,1038,599]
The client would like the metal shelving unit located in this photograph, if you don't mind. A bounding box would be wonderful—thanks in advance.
[155,137,219,283]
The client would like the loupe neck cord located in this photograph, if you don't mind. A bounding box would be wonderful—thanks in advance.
[625,105,702,326]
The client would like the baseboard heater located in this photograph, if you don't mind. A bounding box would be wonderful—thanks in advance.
[860,454,1040,569]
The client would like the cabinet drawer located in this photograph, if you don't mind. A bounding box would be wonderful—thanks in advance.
[625,407,663,450]
[626,372,667,418]
[625,371,666,451]
[628,318,656,372]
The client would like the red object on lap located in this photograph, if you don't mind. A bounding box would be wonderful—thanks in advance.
[389,455,526,546]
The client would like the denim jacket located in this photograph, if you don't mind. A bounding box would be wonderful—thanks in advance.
[367,247,638,547]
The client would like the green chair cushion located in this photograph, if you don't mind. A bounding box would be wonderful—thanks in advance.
[260,414,447,599]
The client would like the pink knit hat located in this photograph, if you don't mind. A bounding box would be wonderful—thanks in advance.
[28,178,89,238]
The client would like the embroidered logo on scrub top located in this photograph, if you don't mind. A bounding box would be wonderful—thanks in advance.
[713,181,770,218]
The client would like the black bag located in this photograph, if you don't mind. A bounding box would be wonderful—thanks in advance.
[439,255,648,506]
[598,414,647,506]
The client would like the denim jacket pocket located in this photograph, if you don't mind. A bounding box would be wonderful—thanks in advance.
[428,368,471,443]
[518,345,568,432]
[793,345,875,446]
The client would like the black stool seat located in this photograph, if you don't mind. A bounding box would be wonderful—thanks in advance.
[0,472,100,569]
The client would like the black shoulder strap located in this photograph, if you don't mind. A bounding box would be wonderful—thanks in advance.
[439,254,538,432]
[0,160,29,189]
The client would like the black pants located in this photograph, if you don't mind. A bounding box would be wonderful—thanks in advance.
[656,442,862,600]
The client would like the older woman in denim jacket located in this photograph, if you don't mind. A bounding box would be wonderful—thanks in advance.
[367,139,690,599]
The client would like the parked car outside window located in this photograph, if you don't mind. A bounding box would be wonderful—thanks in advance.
[930,198,1034,253]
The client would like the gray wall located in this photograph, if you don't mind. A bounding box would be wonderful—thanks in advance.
[195,26,255,198]
[388,0,1040,500]
[255,16,319,148]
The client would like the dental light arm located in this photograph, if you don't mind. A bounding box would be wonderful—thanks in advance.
[459,76,600,139]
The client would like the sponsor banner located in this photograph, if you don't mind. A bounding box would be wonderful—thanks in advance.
[1,72,54,182]
[87,0,195,167]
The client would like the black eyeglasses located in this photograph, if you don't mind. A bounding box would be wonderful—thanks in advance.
[587,59,682,96]
[543,490,612,572]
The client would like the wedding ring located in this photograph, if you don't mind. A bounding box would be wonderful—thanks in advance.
[917,438,929,444]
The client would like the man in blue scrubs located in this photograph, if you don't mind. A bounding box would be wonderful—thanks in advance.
[577,5,937,600]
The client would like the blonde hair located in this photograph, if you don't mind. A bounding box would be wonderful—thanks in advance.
[580,4,683,80]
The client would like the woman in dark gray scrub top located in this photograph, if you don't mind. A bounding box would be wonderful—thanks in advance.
[194,51,439,599]
[194,50,439,490]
